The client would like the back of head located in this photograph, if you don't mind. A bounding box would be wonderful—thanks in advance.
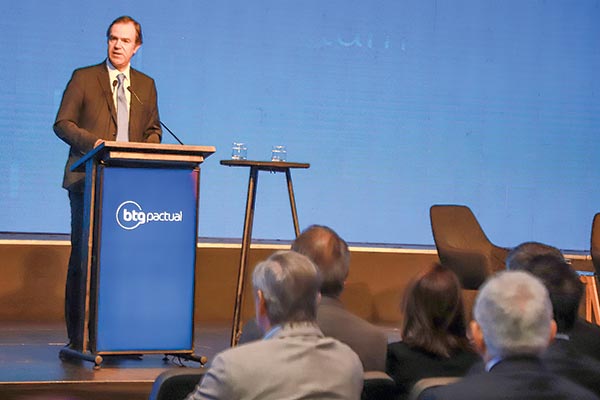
[506,241,564,271]
[474,271,553,359]
[291,225,350,297]
[521,255,584,333]
[401,263,470,357]
[252,250,322,326]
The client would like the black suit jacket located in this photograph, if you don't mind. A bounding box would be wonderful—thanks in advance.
[419,355,599,400]
[543,338,600,397]
[54,61,161,191]
[570,318,600,362]
[386,341,481,400]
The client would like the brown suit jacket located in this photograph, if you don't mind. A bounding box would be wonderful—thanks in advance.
[54,61,161,191]
[317,296,388,371]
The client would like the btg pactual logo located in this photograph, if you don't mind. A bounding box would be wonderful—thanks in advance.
[115,200,183,231]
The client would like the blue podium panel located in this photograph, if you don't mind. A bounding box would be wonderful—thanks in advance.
[95,166,198,353]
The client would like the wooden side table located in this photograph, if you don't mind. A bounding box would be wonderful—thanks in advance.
[220,160,310,345]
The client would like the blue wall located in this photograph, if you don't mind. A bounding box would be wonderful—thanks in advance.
[1,0,599,249]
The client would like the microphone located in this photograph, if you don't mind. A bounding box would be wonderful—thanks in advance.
[127,86,185,145]
[160,121,185,145]
[112,79,118,90]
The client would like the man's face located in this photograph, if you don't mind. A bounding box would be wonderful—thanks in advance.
[107,22,140,71]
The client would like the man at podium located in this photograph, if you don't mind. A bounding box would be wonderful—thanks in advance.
[53,15,162,349]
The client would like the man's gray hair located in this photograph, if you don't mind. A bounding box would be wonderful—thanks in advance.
[474,271,553,359]
[252,250,322,325]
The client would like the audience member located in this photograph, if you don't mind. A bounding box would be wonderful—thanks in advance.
[291,225,388,371]
[506,241,600,361]
[505,241,565,270]
[185,250,363,400]
[239,225,388,372]
[386,263,481,399]
[419,271,598,400]
[521,255,600,396]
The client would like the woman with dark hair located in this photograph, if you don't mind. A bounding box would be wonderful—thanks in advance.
[386,263,481,399]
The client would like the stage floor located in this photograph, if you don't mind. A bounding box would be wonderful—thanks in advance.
[0,322,231,400]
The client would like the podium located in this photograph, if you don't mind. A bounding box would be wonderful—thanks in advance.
[59,142,215,367]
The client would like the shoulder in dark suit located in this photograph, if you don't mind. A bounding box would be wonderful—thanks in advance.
[386,341,481,400]
[418,356,599,400]
[542,337,600,396]
[570,318,600,362]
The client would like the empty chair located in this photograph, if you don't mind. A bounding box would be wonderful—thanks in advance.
[429,205,508,290]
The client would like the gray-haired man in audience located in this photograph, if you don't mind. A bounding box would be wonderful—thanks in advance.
[186,250,363,400]
[419,271,598,400]
[239,225,387,372]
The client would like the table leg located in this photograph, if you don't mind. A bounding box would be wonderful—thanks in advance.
[230,166,259,346]
[285,169,300,237]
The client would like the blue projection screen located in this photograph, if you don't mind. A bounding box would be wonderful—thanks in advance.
[0,1,599,250]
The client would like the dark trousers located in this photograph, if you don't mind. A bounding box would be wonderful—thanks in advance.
[66,190,84,346]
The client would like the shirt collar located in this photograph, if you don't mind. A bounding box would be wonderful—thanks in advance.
[262,322,321,340]
[106,59,131,89]
[485,356,503,372]
[262,325,282,340]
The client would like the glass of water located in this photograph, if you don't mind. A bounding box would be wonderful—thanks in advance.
[271,145,287,162]
[231,142,247,160]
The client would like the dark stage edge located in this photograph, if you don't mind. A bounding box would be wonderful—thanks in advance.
[0,322,230,400]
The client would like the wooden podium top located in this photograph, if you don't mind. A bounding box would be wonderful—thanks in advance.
[72,142,216,172]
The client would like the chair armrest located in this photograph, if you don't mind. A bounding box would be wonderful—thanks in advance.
[407,377,461,400]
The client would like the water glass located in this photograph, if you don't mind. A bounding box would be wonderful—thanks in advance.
[231,142,247,160]
[271,145,287,162]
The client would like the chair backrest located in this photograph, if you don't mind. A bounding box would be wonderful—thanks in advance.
[361,371,396,400]
[430,204,507,289]
[430,205,491,250]
[407,376,460,400]
[592,213,600,275]
[148,368,207,400]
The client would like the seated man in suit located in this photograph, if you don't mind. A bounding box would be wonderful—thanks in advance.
[419,271,598,400]
[506,241,600,361]
[239,225,387,371]
[520,254,600,396]
[186,251,363,400]
[291,225,388,371]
